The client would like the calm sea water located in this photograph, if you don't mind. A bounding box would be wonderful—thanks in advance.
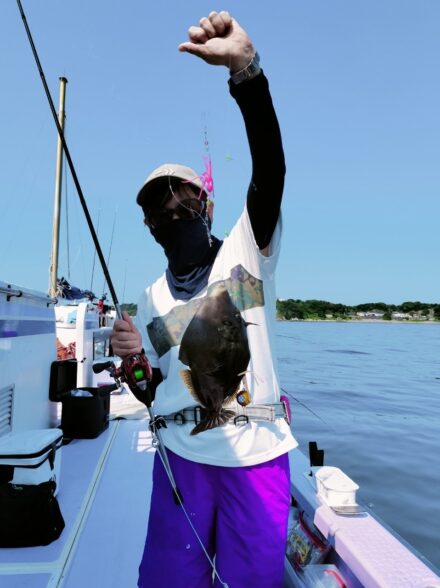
[276,320,440,571]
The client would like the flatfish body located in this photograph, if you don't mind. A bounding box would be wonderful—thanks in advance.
[178,283,250,435]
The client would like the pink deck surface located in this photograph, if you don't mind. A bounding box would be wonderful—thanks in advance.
[315,504,440,588]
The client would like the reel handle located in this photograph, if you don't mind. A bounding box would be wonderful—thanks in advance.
[93,361,114,374]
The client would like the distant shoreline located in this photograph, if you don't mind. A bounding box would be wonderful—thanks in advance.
[276,300,439,323]
[277,318,440,325]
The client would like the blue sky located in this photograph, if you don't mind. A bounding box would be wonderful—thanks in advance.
[1,1,439,305]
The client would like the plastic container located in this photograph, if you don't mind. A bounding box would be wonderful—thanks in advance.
[49,360,112,439]
[315,466,359,508]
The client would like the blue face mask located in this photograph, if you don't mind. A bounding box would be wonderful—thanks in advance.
[150,217,222,301]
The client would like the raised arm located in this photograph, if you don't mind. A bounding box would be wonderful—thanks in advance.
[229,71,285,255]
[179,11,286,256]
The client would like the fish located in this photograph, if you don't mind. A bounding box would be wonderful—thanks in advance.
[178,282,251,435]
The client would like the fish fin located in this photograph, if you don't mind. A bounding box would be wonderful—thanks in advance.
[179,369,202,404]
[190,408,236,436]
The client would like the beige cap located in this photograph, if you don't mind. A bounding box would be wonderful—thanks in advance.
[136,163,204,209]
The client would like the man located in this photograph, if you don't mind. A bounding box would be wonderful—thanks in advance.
[111,10,297,588]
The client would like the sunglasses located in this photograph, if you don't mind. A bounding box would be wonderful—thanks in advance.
[145,197,206,228]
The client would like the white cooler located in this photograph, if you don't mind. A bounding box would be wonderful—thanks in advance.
[0,428,63,495]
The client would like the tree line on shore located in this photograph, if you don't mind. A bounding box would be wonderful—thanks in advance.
[276,299,440,321]
[121,303,137,316]
[121,300,440,321]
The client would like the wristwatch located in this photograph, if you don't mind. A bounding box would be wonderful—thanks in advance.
[230,52,261,85]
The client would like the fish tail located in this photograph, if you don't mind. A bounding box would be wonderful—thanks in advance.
[190,408,236,436]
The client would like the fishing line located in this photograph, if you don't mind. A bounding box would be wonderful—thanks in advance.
[280,386,332,429]
[167,178,213,247]
[90,209,101,292]
[165,118,216,247]
[154,448,229,588]
[201,118,216,235]
[121,261,127,304]
[102,209,117,297]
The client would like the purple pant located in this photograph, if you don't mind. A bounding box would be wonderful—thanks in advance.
[138,449,291,588]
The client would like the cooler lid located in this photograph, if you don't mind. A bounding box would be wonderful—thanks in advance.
[0,428,63,459]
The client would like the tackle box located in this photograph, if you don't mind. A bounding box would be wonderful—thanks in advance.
[49,360,111,439]
[0,428,63,495]
[61,388,110,439]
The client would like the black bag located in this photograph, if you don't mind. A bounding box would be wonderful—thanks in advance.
[0,480,65,547]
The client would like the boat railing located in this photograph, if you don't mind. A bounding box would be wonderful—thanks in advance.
[0,283,57,305]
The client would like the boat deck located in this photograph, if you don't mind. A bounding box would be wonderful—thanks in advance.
[0,394,154,588]
[0,390,439,587]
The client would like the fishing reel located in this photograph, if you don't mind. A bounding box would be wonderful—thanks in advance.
[119,351,153,390]
[93,351,153,404]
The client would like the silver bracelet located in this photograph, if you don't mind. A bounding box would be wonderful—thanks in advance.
[230,52,261,85]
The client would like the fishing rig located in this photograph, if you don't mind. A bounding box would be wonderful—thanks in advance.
[16,2,229,585]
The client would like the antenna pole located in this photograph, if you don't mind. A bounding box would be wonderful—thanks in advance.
[49,77,68,298]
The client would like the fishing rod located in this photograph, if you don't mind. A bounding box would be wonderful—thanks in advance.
[15,0,184,509]
[15,6,232,585]
[16,0,120,317]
